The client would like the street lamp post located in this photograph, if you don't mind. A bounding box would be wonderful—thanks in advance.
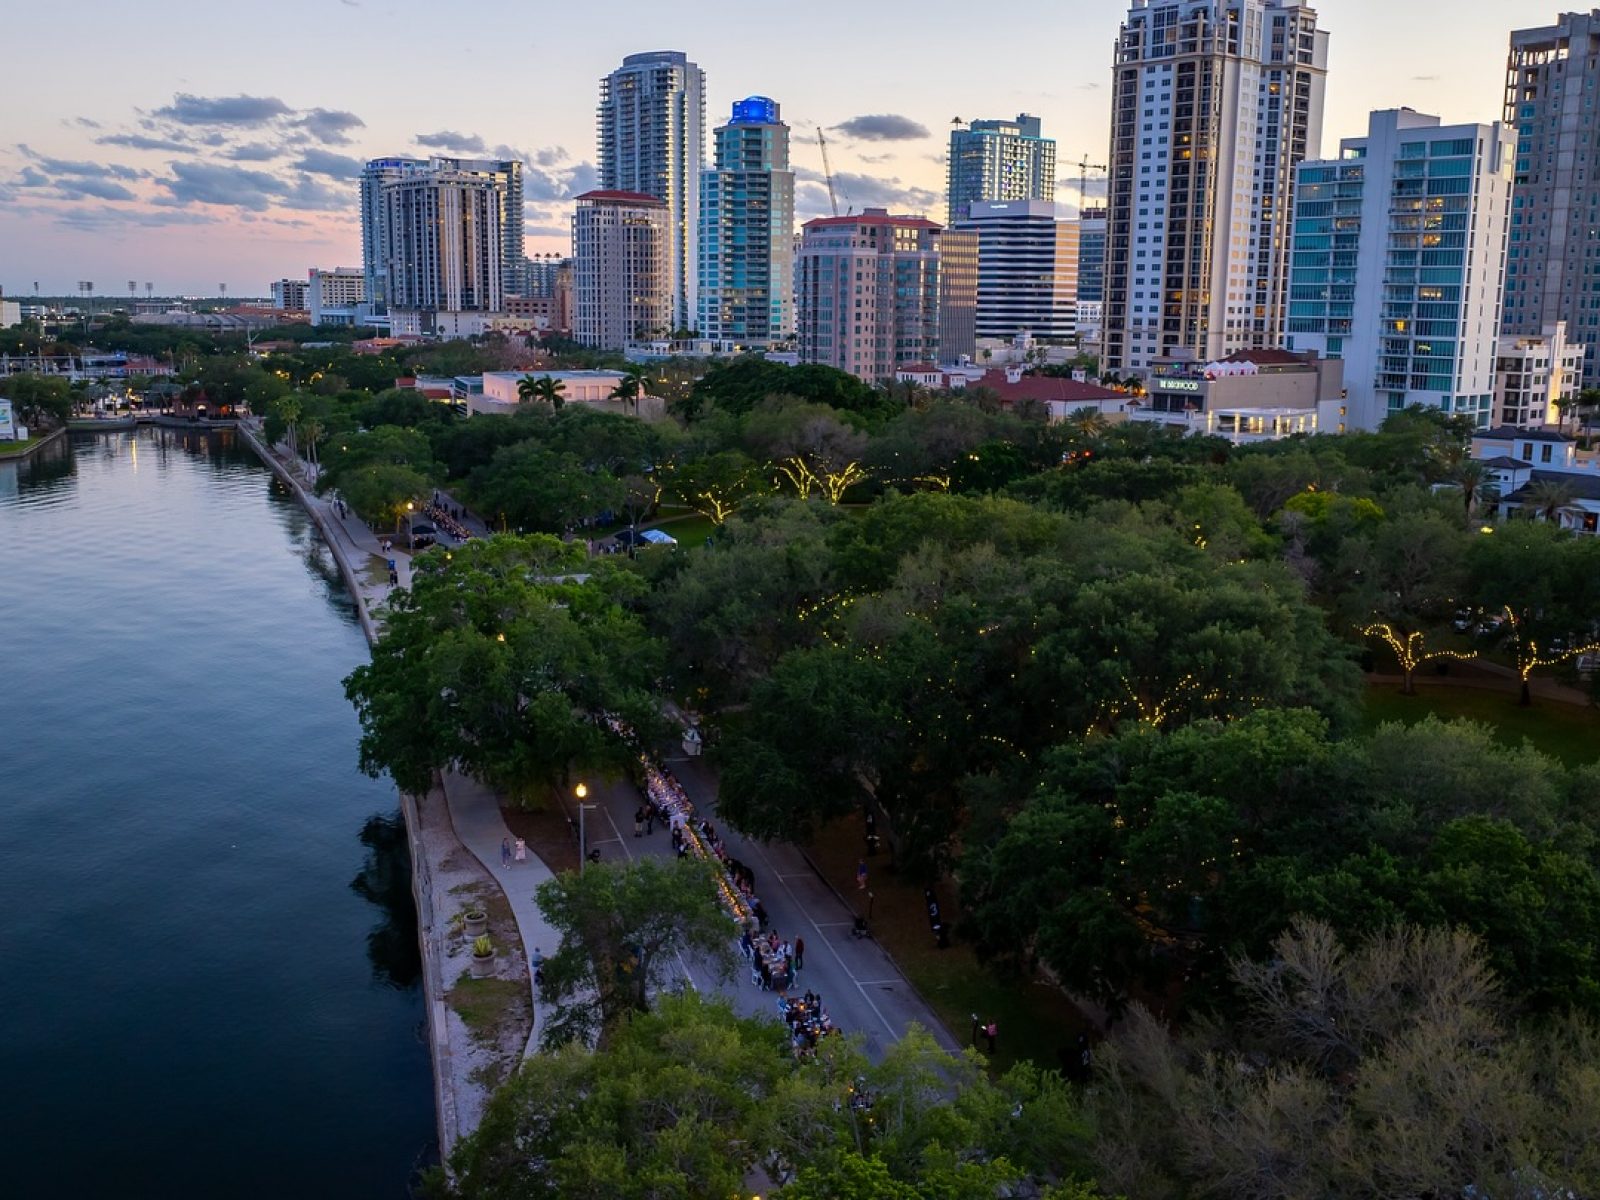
[575,782,595,873]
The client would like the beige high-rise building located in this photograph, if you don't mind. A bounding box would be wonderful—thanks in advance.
[572,190,671,350]
[797,209,943,382]
[1104,0,1329,373]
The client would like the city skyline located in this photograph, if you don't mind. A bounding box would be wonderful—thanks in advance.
[0,0,1554,294]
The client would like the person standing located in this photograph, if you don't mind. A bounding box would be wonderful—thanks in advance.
[514,837,527,864]
[794,936,805,971]
[984,1021,998,1055]
[500,837,511,867]
[633,806,645,837]
[856,859,868,891]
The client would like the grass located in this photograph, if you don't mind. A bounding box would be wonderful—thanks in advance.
[0,435,44,456]
[647,511,718,547]
[807,814,1090,1074]
[446,974,529,1041]
[1362,682,1600,766]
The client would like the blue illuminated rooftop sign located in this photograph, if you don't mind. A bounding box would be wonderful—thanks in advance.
[730,96,780,125]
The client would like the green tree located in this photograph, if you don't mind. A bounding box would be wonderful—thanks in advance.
[343,535,665,802]
[532,858,737,1047]
[517,374,566,409]
[608,365,650,415]
[466,442,624,533]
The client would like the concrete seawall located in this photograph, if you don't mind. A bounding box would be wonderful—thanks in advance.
[235,420,460,1161]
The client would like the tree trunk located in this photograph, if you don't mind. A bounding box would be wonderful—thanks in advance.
[1401,664,1415,696]
[1520,676,1533,707]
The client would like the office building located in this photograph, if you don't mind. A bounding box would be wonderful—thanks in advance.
[382,167,507,337]
[572,190,672,350]
[1287,108,1515,429]
[1495,321,1585,429]
[1104,0,1329,374]
[308,267,366,327]
[946,114,1056,226]
[938,227,979,363]
[598,50,706,332]
[1504,11,1600,385]
[954,200,1079,341]
[271,278,309,311]
[697,96,796,347]
[361,157,524,312]
[797,208,942,382]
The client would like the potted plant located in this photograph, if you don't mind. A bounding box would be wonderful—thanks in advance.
[470,934,495,979]
[463,905,488,939]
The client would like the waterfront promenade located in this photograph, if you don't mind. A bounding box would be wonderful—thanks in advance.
[238,418,955,1151]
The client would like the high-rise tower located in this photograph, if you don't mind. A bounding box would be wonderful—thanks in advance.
[1103,0,1328,373]
[598,51,706,332]
[946,115,1056,227]
[697,96,796,346]
[1504,10,1600,386]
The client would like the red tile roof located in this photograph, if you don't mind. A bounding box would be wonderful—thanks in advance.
[803,209,941,231]
[976,369,1121,404]
[1220,348,1306,366]
[575,190,666,205]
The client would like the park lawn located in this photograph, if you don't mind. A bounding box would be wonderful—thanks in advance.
[806,814,1090,1075]
[0,435,43,456]
[647,511,718,547]
[1362,682,1600,767]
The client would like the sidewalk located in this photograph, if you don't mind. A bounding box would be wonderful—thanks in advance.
[439,770,563,1057]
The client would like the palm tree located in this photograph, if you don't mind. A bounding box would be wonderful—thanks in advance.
[609,366,650,415]
[1454,459,1499,527]
[1525,478,1578,525]
[301,417,324,472]
[1066,406,1109,439]
[272,394,303,463]
[1555,395,1577,433]
[517,375,566,410]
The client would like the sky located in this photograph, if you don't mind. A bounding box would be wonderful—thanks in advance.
[0,0,1557,297]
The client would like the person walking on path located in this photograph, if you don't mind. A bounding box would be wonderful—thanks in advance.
[794,936,805,971]
[514,837,527,864]
[500,837,511,867]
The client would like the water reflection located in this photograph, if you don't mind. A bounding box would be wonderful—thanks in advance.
[352,811,423,990]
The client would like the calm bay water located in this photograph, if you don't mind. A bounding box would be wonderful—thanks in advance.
[0,429,434,1198]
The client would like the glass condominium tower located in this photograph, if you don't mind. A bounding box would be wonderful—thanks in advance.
[698,96,796,346]
[598,51,706,333]
[1103,0,1328,373]
[946,115,1056,226]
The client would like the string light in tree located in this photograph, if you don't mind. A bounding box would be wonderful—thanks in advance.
[1358,621,1476,694]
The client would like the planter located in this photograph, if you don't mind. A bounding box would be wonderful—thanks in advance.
[463,909,488,938]
[470,951,496,979]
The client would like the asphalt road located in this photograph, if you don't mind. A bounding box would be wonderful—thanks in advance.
[577,753,959,1059]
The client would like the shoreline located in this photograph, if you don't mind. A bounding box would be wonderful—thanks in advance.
[0,426,68,461]
[234,419,520,1165]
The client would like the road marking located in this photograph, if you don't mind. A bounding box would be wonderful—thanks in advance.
[601,796,698,991]
[854,980,901,987]
[811,921,854,928]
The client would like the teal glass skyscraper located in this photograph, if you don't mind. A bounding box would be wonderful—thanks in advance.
[697,96,795,346]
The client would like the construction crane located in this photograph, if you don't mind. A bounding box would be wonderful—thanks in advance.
[817,127,839,217]
[1074,155,1108,217]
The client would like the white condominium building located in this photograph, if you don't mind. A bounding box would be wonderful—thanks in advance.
[598,51,706,334]
[1104,0,1329,373]
[572,190,672,350]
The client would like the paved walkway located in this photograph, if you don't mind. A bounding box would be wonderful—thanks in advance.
[439,771,563,1058]
[577,752,960,1059]
[249,420,949,1059]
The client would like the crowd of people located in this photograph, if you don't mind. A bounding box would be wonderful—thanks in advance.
[425,494,474,543]
[608,714,847,1048]
[780,991,836,1056]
